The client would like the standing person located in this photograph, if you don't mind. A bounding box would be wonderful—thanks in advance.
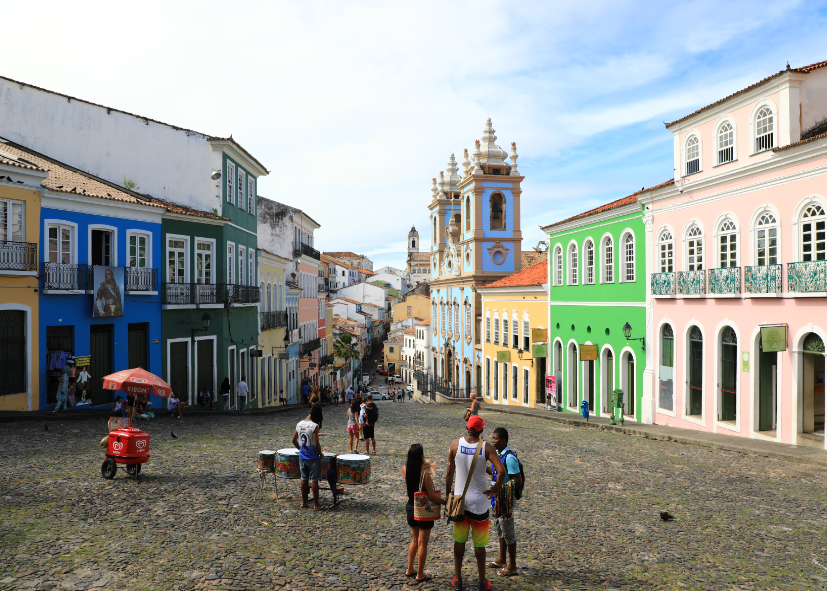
[291,404,323,509]
[358,396,367,442]
[53,366,70,413]
[279,389,286,405]
[347,400,361,453]
[445,416,505,591]
[220,377,231,410]
[363,394,378,455]
[77,366,91,400]
[402,444,446,583]
[301,382,310,404]
[466,393,481,417]
[347,387,354,405]
[487,427,523,577]
[237,376,248,411]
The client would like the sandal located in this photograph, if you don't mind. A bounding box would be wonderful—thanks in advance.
[497,568,518,577]
[404,571,417,578]
[478,580,493,591]
[451,575,463,589]
[487,561,505,569]
[414,574,432,584]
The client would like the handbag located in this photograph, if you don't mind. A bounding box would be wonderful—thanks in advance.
[463,408,472,422]
[413,471,442,521]
[445,438,482,522]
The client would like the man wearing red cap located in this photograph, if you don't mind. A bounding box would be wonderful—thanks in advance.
[445,415,505,591]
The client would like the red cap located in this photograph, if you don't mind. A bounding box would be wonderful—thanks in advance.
[467,416,485,432]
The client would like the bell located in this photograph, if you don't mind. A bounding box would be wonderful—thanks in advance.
[492,205,502,220]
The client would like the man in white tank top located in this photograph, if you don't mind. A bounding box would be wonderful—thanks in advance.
[445,416,505,591]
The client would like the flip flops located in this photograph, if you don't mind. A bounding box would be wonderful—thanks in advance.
[414,574,432,584]
[486,561,505,568]
[497,568,518,577]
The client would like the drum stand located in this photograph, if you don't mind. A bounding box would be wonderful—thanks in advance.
[255,469,279,500]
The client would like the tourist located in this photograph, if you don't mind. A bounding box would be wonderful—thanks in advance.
[301,382,310,404]
[347,400,361,452]
[466,393,480,417]
[358,396,367,441]
[198,386,212,410]
[169,392,185,419]
[363,394,378,455]
[67,378,78,409]
[220,377,231,410]
[347,387,354,405]
[52,366,70,413]
[445,416,505,591]
[110,396,127,417]
[291,404,323,509]
[402,444,445,583]
[237,376,248,411]
[487,427,522,577]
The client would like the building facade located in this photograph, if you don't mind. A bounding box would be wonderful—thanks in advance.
[258,249,289,406]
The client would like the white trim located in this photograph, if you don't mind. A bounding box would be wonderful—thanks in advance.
[655,319,677,417]
[566,339,579,408]
[549,301,646,307]
[748,325,783,443]
[195,237,217,285]
[42,218,78,264]
[226,221,258,237]
[747,204,782,266]
[599,232,614,284]
[749,98,779,156]
[711,212,740,268]
[542,202,641,234]
[125,229,152,269]
[228,345,238,410]
[682,219,705,272]
[712,115,738,166]
[791,323,827,449]
[248,346,258,401]
[41,192,165,224]
[566,240,578,286]
[791,194,827,262]
[0,303,33,410]
[87,224,118,267]
[619,345,638,421]
[582,237,596,285]
[618,227,636,283]
[682,321,707,426]
[193,335,218,404]
[682,130,702,177]
[600,343,616,415]
[713,320,742,433]
[166,338,192,407]
[165,233,190,284]
[656,225,675,273]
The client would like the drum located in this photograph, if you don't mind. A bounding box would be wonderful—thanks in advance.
[258,450,276,472]
[275,448,301,479]
[320,451,337,479]
[336,454,371,484]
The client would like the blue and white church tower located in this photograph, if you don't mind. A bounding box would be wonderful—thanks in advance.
[428,118,523,395]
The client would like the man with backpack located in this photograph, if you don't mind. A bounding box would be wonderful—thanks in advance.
[363,393,378,454]
[487,427,523,577]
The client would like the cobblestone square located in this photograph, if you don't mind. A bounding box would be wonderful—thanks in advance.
[2,403,827,591]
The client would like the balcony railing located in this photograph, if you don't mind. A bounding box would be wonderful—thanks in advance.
[707,267,741,295]
[787,261,827,293]
[125,267,158,292]
[744,264,782,294]
[320,353,334,366]
[300,338,321,356]
[43,263,88,291]
[0,241,37,271]
[677,270,706,296]
[259,310,288,330]
[293,242,321,261]
[227,284,260,304]
[162,283,226,305]
[651,272,676,296]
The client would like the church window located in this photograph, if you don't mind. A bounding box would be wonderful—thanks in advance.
[411,238,416,248]
[490,193,505,231]
[465,196,471,231]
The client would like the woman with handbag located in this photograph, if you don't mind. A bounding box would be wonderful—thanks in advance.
[402,443,445,584]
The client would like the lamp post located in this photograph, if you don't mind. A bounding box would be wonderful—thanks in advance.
[622,322,645,351]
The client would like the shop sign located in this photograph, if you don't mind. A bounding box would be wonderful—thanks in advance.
[580,344,598,361]
[531,328,547,343]
[742,351,750,372]
[545,374,555,394]
[761,326,787,352]
[74,355,91,368]
[250,349,263,358]
[532,344,547,358]
[496,351,511,363]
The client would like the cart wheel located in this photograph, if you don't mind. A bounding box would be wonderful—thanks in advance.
[136,463,142,475]
[101,458,117,480]
[126,464,138,477]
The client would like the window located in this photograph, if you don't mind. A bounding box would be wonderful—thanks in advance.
[553,246,563,286]
[485,316,491,342]
[90,229,114,266]
[755,107,774,152]
[512,316,518,348]
[720,326,738,421]
[687,226,703,271]
[523,368,529,404]
[662,324,674,367]
[447,302,453,334]
[238,246,246,286]
[490,193,505,230]
[756,213,778,266]
[688,326,703,415]
[227,243,235,284]
[226,161,235,205]
[0,200,24,242]
[238,169,246,209]
[512,364,517,400]
[659,231,673,272]
[389,346,394,353]
[718,122,734,164]
[502,318,509,347]
[453,301,459,335]
[584,240,594,284]
[522,319,530,350]
[493,315,500,345]
[502,361,507,399]
[128,234,148,268]
[718,220,737,268]
[568,244,578,285]
[248,177,255,214]
[441,303,446,332]
[685,135,700,175]
[602,237,613,283]
[801,205,826,261]
[493,361,498,400]
[433,216,437,245]
[624,234,635,281]
[167,238,186,284]
[485,358,491,398]
[248,250,255,286]
[465,196,471,231]
[465,302,471,337]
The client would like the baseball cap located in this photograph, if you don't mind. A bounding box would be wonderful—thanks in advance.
[467,416,485,432]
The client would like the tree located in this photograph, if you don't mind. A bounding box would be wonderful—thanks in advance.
[333,333,359,365]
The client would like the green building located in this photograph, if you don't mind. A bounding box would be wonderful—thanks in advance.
[542,193,652,423]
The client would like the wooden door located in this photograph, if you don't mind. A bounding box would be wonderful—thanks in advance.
[196,340,214,405]
[689,338,703,415]
[128,323,148,370]
[169,341,188,405]
[89,324,113,406]
[721,342,737,421]
[758,348,776,431]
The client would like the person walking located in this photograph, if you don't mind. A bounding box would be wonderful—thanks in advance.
[363,394,378,455]
[466,393,480,417]
[301,382,310,404]
[53,366,70,413]
[220,377,231,410]
[347,400,361,452]
[402,444,445,583]
[358,396,367,442]
[487,427,523,577]
[445,416,505,591]
[291,404,323,509]
[347,387,355,405]
[237,376,248,411]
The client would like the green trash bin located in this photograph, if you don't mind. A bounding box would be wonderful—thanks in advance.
[610,388,625,426]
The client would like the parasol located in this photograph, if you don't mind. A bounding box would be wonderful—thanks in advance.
[102,367,173,398]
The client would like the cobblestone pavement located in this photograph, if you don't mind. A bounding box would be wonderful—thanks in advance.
[2,403,827,591]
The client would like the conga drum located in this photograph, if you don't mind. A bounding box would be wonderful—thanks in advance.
[320,451,337,479]
[275,448,301,479]
[258,450,276,472]
[336,454,371,484]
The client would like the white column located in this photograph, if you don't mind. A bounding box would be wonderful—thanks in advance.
[641,214,655,424]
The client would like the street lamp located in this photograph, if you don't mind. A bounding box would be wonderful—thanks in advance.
[622,322,645,351]
[517,348,534,367]
[192,312,212,338]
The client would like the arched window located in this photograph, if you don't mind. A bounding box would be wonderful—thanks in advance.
[756,212,778,266]
[441,302,446,333]
[411,238,416,248]
[717,122,734,165]
[465,196,471,231]
[568,243,578,285]
[453,300,459,335]
[801,204,826,261]
[503,317,509,348]
[493,314,500,345]
[659,231,673,272]
[755,107,774,152]
[602,236,614,283]
[584,240,595,284]
[465,301,472,337]
[660,324,674,411]
[718,220,737,268]
[553,246,563,286]
[490,193,505,230]
[623,234,635,282]
[685,135,700,175]
[687,226,703,271]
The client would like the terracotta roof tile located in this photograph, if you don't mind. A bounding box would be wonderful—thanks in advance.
[415,319,431,325]
[478,260,548,289]
[0,148,47,172]
[408,252,430,261]
[772,129,827,153]
[521,251,548,269]
[324,251,361,259]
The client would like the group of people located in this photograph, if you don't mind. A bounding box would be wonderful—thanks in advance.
[52,365,91,413]
[345,392,378,454]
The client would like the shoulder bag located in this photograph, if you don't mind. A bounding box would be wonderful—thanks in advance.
[413,470,442,521]
[445,439,483,523]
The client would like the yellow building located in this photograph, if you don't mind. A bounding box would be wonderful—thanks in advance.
[392,293,430,323]
[257,249,290,406]
[478,260,548,408]
[0,153,46,411]
[383,335,403,375]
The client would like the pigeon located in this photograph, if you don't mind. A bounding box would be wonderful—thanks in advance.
[44,424,48,431]
[170,431,178,440]
[660,511,675,522]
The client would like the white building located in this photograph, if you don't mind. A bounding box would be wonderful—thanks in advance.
[369,272,407,294]
[335,282,387,312]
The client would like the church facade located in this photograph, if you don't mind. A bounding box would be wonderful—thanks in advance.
[427,119,524,396]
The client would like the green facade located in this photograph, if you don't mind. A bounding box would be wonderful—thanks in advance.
[545,205,647,421]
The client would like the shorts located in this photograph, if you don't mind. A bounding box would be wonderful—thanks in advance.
[406,502,434,530]
[452,511,490,548]
[362,425,375,439]
[299,457,321,482]
[347,425,360,434]
[492,514,516,545]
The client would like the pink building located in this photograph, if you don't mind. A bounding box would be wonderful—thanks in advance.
[641,59,827,450]
[293,214,322,387]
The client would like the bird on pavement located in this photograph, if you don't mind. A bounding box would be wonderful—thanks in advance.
[660,511,675,522]
[171,431,178,440]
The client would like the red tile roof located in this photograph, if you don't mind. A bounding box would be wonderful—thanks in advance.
[324,251,361,259]
[478,260,548,289]
[772,129,827,153]
[521,251,548,269]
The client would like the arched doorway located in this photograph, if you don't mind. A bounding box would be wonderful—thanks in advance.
[720,327,737,422]
[688,326,703,416]
[801,332,825,438]
[621,350,635,417]
[445,349,453,386]
[466,369,471,397]
[602,347,615,414]
[567,342,578,409]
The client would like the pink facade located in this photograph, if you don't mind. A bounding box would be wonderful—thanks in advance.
[294,216,322,386]
[641,62,827,450]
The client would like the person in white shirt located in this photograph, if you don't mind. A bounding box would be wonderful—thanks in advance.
[169,393,185,419]
[77,366,91,400]
[291,404,323,509]
[237,377,249,411]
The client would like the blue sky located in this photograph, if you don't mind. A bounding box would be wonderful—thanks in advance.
[4,0,827,269]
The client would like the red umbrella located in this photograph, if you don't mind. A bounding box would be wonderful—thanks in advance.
[102,367,173,398]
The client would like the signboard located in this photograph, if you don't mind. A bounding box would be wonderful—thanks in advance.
[496,351,511,363]
[74,355,91,368]
[580,344,598,361]
[532,344,547,358]
[92,267,124,318]
[250,349,263,358]
[531,328,547,343]
[742,351,750,372]
[152,339,160,345]
[407,306,412,317]
[761,326,787,352]
[545,374,555,395]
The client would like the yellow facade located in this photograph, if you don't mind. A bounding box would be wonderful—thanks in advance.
[383,337,402,372]
[392,294,430,323]
[0,175,43,411]
[480,286,548,409]
[257,250,289,407]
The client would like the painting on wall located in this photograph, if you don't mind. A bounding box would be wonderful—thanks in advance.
[93,267,124,318]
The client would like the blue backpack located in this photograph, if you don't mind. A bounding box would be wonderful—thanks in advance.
[503,450,525,500]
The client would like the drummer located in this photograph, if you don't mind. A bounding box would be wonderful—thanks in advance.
[291,404,324,509]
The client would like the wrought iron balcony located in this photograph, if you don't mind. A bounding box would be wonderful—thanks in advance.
[43,263,88,291]
[126,267,158,292]
[744,264,782,294]
[320,353,334,366]
[300,338,321,356]
[162,283,225,305]
[651,272,676,296]
[787,260,827,293]
[0,241,37,271]
[259,310,288,330]
[227,284,260,304]
[707,267,741,295]
[293,242,321,261]
[677,270,706,296]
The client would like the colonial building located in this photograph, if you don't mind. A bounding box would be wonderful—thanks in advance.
[405,226,430,282]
